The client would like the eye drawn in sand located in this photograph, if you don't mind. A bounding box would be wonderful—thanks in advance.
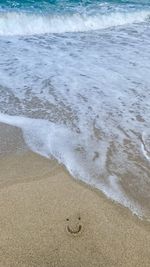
[66,215,82,236]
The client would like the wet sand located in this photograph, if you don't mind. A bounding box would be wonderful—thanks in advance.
[0,150,150,267]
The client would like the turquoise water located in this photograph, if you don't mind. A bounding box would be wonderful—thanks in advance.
[0,0,150,218]
[0,0,150,18]
[0,0,150,10]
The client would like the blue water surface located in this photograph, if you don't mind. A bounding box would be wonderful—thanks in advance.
[0,0,149,14]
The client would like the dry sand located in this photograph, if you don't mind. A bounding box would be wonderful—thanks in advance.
[0,151,150,267]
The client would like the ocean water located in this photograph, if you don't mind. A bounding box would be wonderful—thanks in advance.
[0,0,150,218]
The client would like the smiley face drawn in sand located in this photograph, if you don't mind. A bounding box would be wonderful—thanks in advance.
[66,215,82,236]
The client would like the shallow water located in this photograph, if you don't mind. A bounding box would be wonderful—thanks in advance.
[0,0,150,218]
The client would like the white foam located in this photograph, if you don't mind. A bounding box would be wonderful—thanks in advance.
[141,132,150,161]
[0,113,107,178]
[99,175,143,217]
[0,113,144,218]
[0,10,149,36]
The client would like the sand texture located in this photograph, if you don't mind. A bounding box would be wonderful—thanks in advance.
[0,152,150,267]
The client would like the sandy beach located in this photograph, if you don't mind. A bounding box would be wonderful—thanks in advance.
[1,0,150,266]
[1,0,150,265]
[0,149,150,267]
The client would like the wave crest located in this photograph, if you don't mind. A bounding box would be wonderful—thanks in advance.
[0,10,149,36]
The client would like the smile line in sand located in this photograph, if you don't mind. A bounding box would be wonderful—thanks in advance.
[66,216,82,235]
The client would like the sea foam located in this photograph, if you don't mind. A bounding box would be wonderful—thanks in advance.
[0,10,149,35]
[0,113,144,218]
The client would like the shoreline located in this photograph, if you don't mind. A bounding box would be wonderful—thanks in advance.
[0,151,150,266]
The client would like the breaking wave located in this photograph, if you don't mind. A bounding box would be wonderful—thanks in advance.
[0,10,149,36]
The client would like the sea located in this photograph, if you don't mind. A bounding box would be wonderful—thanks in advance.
[0,0,150,219]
